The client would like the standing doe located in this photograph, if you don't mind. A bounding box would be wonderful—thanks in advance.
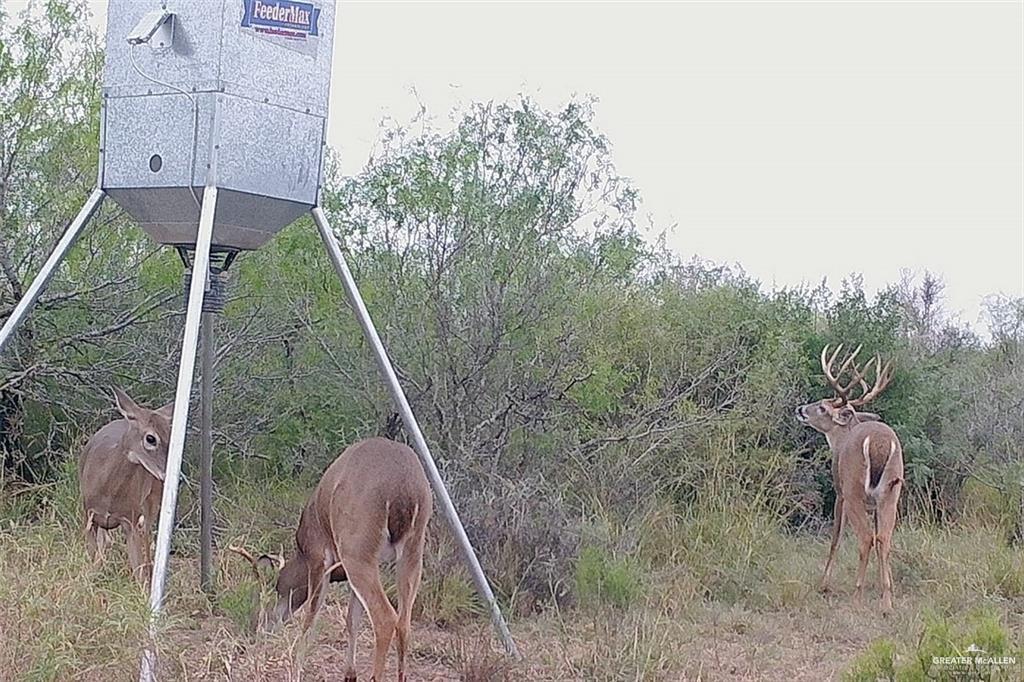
[79,387,173,588]
[796,344,903,612]
[231,437,432,682]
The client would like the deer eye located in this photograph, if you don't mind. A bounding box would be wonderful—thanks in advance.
[816,405,826,414]
[145,433,158,447]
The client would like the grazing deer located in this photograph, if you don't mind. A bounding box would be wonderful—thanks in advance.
[78,388,173,588]
[231,437,432,682]
[795,344,903,612]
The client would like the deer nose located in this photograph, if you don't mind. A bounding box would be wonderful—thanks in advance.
[795,406,807,421]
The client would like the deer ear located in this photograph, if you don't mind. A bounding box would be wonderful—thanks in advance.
[154,401,175,421]
[256,554,286,579]
[113,387,142,421]
[128,449,166,481]
[832,406,855,426]
[857,411,881,422]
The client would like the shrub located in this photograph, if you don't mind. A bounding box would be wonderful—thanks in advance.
[574,546,644,609]
[417,574,483,626]
[845,610,1023,682]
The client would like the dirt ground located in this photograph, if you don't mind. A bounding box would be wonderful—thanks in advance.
[4,521,1022,681]
[170,606,496,681]
[166,581,1019,681]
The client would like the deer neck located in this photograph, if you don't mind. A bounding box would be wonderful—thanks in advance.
[824,424,857,452]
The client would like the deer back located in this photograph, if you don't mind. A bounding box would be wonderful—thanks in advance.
[299,437,430,563]
[835,419,904,496]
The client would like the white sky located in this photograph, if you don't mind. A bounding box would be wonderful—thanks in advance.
[22,1,1024,332]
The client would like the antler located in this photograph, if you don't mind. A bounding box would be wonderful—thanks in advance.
[820,344,894,407]
[848,354,894,407]
[227,545,261,581]
[227,544,285,580]
[820,343,864,405]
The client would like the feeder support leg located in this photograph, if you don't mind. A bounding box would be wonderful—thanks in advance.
[139,186,218,682]
[199,311,215,594]
[310,207,520,659]
[0,188,105,356]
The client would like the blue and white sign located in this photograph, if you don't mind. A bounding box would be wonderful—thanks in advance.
[240,0,321,56]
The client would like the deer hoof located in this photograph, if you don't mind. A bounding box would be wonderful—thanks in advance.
[343,676,357,682]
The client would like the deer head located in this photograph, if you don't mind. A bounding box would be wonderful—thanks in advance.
[226,545,294,630]
[795,344,894,434]
[111,387,174,482]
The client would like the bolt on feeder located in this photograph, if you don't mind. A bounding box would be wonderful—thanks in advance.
[0,0,519,678]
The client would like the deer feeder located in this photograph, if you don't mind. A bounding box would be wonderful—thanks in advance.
[101,0,332,250]
[0,1,519,678]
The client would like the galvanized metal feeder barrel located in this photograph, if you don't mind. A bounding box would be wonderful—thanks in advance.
[100,0,335,250]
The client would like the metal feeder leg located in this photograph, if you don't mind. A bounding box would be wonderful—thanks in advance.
[310,207,520,659]
[199,311,215,595]
[139,186,218,682]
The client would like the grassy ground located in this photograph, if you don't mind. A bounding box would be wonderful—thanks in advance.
[1,477,1022,681]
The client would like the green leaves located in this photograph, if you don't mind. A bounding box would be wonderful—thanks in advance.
[1,0,1021,544]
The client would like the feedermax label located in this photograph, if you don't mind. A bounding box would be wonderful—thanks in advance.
[240,0,321,56]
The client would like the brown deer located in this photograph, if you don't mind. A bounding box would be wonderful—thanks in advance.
[231,437,432,682]
[795,344,903,613]
[78,388,173,588]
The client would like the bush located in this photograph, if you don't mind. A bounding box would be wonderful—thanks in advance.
[574,546,644,609]
[845,610,1023,682]
[417,573,483,626]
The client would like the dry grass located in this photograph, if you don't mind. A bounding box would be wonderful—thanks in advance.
[432,629,518,682]
[2,480,1023,681]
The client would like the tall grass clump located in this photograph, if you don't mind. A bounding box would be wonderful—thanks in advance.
[655,435,801,606]
[0,481,150,680]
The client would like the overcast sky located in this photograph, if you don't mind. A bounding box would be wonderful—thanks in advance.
[34,1,1024,332]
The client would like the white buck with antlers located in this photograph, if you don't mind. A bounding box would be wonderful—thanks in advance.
[231,437,432,682]
[796,345,903,612]
[78,388,173,587]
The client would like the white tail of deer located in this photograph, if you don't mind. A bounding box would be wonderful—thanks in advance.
[79,388,174,588]
[795,344,903,613]
[231,437,432,682]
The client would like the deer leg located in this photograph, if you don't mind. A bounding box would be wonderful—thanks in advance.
[95,527,109,565]
[125,515,152,590]
[394,536,426,682]
[876,490,900,614]
[873,509,882,590]
[346,561,397,682]
[344,583,365,682]
[141,516,153,591]
[843,499,874,605]
[821,493,844,593]
[84,510,102,565]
